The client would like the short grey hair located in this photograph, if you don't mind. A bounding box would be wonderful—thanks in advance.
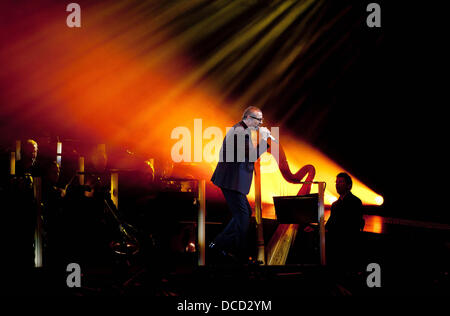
[242,106,261,120]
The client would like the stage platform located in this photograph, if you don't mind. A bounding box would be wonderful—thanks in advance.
[3,227,449,297]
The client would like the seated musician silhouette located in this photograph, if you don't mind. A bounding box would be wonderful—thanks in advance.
[325,172,365,270]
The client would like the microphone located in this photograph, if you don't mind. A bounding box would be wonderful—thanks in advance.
[268,134,278,144]
[258,127,278,143]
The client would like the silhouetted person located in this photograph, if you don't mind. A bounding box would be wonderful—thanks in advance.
[41,160,65,267]
[16,139,39,176]
[60,154,112,267]
[210,106,270,263]
[326,172,365,271]
[4,139,40,274]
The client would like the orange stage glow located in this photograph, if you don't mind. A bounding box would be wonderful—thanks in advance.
[362,215,385,234]
[0,1,383,219]
[246,135,384,206]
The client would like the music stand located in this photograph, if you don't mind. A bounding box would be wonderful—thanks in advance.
[267,182,326,266]
[273,194,319,225]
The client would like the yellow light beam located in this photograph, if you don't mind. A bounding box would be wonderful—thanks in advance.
[221,0,317,83]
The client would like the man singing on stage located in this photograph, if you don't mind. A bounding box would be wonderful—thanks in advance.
[209,106,271,264]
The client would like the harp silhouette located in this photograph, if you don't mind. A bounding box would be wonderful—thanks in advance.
[255,139,325,265]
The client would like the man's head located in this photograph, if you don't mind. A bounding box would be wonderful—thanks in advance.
[242,106,263,129]
[336,172,352,196]
[22,139,38,166]
[44,160,60,184]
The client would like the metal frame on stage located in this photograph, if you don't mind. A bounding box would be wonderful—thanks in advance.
[195,166,326,266]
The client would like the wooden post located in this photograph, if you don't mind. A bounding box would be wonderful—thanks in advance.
[198,179,206,266]
[10,152,15,175]
[33,177,43,267]
[254,159,265,264]
[56,141,62,166]
[15,140,21,161]
[318,182,326,266]
[78,156,85,185]
[111,171,119,210]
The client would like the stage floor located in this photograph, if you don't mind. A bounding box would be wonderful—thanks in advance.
[5,224,449,296]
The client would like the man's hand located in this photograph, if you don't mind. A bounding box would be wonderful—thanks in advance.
[259,127,271,141]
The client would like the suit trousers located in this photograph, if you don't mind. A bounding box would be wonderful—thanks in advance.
[214,188,252,259]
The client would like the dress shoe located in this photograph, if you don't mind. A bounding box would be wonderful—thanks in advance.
[208,242,239,264]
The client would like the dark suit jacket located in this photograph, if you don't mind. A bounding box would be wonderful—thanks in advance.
[211,121,269,195]
[325,192,365,236]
